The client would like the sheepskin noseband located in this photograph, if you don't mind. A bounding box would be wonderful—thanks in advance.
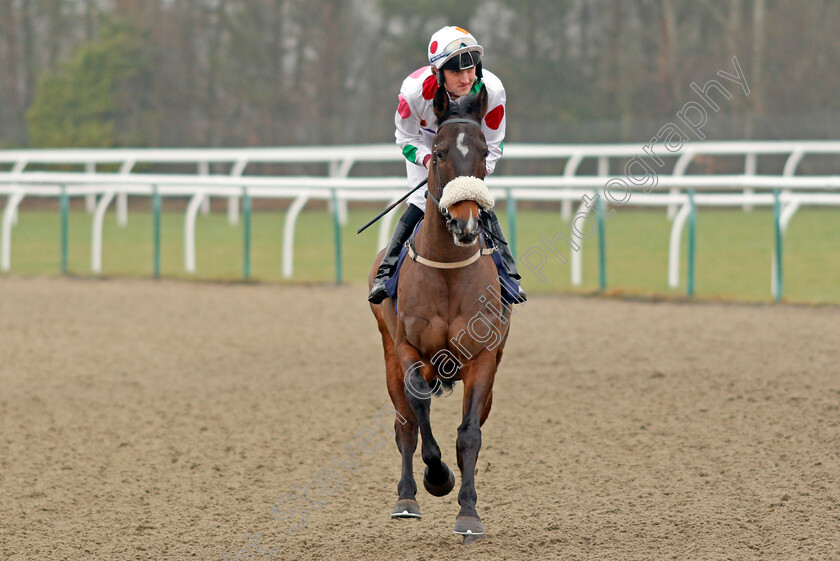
[437,176,495,212]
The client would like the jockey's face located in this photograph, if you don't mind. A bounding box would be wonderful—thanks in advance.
[440,66,476,98]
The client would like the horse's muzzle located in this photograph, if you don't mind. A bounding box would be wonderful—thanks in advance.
[447,215,480,247]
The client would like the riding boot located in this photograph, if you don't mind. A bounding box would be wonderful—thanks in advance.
[482,209,527,302]
[368,204,425,304]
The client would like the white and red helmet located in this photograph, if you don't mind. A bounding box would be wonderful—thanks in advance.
[428,26,484,71]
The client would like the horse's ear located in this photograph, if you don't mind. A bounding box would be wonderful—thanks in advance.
[467,84,489,122]
[433,84,450,122]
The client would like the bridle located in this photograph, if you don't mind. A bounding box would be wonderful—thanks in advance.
[405,116,497,270]
[427,117,483,221]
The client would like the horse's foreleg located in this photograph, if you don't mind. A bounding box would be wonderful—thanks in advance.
[396,342,455,498]
[454,352,497,538]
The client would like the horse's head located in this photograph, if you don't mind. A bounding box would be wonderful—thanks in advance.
[430,84,494,248]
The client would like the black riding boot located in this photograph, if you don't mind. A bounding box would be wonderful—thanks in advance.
[368,204,425,304]
[482,209,527,301]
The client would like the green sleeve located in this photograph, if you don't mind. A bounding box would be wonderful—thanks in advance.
[402,144,419,164]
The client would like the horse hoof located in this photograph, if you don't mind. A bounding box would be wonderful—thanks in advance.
[453,515,485,540]
[423,463,455,497]
[462,533,486,545]
[390,498,422,519]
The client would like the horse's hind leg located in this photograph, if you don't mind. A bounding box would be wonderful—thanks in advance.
[397,342,456,498]
[453,354,497,541]
[378,324,422,519]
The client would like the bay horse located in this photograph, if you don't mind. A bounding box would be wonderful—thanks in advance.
[369,83,513,543]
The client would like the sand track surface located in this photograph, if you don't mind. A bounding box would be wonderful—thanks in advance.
[1,277,839,560]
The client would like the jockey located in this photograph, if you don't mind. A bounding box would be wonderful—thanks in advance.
[368,25,525,304]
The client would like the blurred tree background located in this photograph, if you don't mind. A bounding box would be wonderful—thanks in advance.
[1,0,838,149]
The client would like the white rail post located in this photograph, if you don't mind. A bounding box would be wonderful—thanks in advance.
[667,198,692,288]
[668,152,694,220]
[328,159,354,226]
[769,149,807,297]
[570,195,594,286]
[85,162,97,212]
[282,194,310,278]
[782,149,805,178]
[1,191,25,271]
[92,191,117,273]
[743,153,756,212]
[781,149,804,214]
[597,156,609,215]
[228,160,247,226]
[198,162,211,215]
[116,160,135,226]
[184,193,208,273]
[562,153,583,221]
[10,161,26,225]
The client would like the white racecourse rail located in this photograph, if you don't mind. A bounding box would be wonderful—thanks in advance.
[1,141,840,299]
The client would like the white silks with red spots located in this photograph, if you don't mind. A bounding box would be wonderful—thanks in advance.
[394,65,506,210]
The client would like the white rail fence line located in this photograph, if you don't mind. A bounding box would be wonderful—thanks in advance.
[4,141,840,223]
[2,170,839,299]
[2,141,840,299]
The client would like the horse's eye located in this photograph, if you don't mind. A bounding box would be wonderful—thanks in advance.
[435,150,445,162]
[483,149,490,158]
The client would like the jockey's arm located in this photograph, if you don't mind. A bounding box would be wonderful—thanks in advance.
[394,89,432,171]
[482,80,506,176]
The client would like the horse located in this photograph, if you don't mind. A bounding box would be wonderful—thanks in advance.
[368,83,513,543]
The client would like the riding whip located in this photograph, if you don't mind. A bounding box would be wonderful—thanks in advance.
[356,178,428,234]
